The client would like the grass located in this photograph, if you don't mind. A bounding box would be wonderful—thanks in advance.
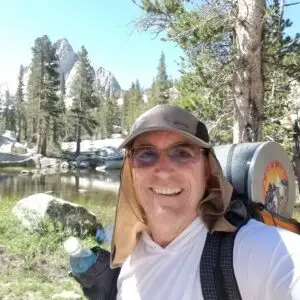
[1,191,299,300]
[0,195,116,300]
[0,166,34,173]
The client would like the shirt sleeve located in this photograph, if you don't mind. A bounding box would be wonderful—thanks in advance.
[233,219,300,300]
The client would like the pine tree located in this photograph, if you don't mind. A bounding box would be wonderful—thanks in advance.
[135,0,263,141]
[156,52,170,103]
[147,52,171,106]
[59,73,66,111]
[3,90,16,133]
[262,1,300,153]
[27,35,60,156]
[94,101,107,138]
[106,96,121,137]
[148,78,160,107]
[122,80,144,132]
[135,0,300,144]
[52,73,66,144]
[15,65,26,142]
[122,89,130,133]
[70,46,98,155]
[92,80,107,139]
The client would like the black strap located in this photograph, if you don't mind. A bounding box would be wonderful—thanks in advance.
[200,226,246,300]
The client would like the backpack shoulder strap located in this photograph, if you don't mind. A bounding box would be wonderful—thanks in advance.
[200,224,247,300]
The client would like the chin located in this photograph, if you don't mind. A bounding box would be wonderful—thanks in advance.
[149,207,185,221]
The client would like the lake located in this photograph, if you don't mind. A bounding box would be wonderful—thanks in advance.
[0,169,120,200]
[0,169,122,244]
[1,169,300,227]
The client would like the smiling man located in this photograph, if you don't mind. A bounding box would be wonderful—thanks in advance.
[73,104,300,300]
[129,130,208,247]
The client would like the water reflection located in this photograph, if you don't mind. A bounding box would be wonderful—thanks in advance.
[0,169,120,201]
[61,170,120,194]
[1,169,300,231]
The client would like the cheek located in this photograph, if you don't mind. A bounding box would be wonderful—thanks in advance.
[132,170,148,205]
[186,163,207,201]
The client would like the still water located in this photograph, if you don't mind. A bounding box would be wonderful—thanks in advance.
[0,169,120,200]
[1,169,300,225]
[0,169,122,242]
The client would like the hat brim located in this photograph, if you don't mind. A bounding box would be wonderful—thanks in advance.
[118,126,212,150]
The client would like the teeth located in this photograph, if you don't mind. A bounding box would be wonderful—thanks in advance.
[152,187,182,195]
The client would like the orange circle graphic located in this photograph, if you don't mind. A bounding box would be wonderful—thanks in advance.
[263,160,289,214]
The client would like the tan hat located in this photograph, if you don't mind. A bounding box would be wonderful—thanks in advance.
[118,104,211,150]
[111,105,237,268]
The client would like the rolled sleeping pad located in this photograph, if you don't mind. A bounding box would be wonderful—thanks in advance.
[213,142,296,219]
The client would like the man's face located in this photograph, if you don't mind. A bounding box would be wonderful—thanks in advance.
[130,130,207,226]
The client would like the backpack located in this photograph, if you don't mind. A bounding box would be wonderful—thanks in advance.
[201,142,300,300]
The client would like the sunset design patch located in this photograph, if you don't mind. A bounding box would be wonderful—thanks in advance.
[263,160,289,215]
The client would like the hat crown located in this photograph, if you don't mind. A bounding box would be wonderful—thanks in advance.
[130,105,208,140]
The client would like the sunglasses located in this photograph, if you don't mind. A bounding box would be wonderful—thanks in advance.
[128,143,207,168]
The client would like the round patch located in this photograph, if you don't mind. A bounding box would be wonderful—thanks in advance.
[263,160,289,215]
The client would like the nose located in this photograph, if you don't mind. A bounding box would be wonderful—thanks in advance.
[153,150,174,178]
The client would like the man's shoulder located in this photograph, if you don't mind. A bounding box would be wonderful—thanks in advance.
[236,218,300,248]
[233,218,300,267]
[232,218,300,298]
[229,219,300,298]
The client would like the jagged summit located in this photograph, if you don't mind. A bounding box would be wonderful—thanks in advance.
[95,66,122,97]
[20,38,122,106]
[54,38,78,78]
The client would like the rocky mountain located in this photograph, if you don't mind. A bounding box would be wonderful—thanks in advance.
[54,39,78,77]
[22,38,122,105]
[54,39,122,102]
[95,66,121,97]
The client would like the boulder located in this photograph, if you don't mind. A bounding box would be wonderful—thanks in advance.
[39,157,60,169]
[12,193,97,236]
[0,155,37,168]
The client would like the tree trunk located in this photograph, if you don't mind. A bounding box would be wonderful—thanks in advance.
[36,120,42,154]
[232,0,265,143]
[292,121,300,193]
[23,116,28,141]
[17,118,21,143]
[75,124,81,155]
[37,120,48,156]
[40,132,47,156]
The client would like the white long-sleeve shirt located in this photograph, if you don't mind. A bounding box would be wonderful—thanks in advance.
[117,218,300,300]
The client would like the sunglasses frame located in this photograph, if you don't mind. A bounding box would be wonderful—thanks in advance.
[127,143,208,168]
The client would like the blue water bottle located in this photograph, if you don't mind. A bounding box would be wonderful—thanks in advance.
[64,237,97,275]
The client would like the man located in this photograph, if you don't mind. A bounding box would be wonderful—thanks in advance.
[74,104,300,300]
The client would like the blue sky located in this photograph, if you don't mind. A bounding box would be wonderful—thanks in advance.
[0,0,299,93]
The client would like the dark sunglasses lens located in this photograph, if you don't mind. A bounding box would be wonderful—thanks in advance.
[169,145,199,164]
[132,148,159,168]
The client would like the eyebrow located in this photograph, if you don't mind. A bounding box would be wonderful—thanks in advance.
[133,141,193,148]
